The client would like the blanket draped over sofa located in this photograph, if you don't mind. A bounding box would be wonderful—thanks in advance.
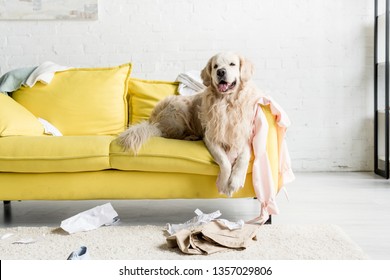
[0,62,294,223]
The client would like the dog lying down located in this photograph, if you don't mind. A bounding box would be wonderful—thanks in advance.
[118,52,263,197]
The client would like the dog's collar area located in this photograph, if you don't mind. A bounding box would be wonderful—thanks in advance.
[217,80,237,93]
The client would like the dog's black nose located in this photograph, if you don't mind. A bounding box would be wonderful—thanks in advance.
[217,68,226,78]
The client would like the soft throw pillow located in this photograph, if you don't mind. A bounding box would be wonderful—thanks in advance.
[12,63,132,135]
[0,93,44,136]
[128,78,179,124]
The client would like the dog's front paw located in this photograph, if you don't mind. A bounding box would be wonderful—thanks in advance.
[216,173,229,195]
[215,162,232,196]
[227,175,244,197]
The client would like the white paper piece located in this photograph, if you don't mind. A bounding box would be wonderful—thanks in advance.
[60,203,119,234]
[176,70,206,96]
[166,208,222,235]
[217,219,245,230]
[105,216,120,226]
[37,118,63,136]
[1,233,14,240]
[12,238,37,244]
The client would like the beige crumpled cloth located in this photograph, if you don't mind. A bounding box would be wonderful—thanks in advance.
[166,220,260,255]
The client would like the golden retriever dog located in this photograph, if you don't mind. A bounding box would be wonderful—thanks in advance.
[118,52,262,196]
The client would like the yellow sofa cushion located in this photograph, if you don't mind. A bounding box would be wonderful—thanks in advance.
[0,136,114,173]
[110,137,250,176]
[0,93,44,136]
[110,137,219,175]
[128,78,179,124]
[12,63,132,136]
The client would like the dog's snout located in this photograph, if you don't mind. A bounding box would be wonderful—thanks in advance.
[217,68,226,78]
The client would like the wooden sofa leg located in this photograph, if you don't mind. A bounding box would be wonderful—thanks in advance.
[3,200,11,206]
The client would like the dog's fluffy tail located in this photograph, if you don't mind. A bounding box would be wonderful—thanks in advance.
[117,121,162,154]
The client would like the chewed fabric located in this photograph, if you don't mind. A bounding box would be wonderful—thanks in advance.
[248,96,295,225]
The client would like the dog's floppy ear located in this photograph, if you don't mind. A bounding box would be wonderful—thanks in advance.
[239,56,254,84]
[201,56,213,87]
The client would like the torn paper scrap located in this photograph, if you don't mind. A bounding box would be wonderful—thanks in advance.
[60,203,119,234]
[105,216,120,226]
[166,209,245,235]
[1,233,14,240]
[12,238,37,244]
[166,208,222,235]
[216,219,244,230]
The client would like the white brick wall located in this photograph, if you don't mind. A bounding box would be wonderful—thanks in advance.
[0,0,374,171]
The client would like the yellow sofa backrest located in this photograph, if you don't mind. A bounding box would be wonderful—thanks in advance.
[127,78,179,125]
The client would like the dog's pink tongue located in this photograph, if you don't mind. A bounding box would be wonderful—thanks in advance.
[218,83,229,92]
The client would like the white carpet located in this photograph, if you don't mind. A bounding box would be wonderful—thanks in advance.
[0,224,368,260]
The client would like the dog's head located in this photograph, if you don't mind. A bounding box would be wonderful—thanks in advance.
[201,52,254,95]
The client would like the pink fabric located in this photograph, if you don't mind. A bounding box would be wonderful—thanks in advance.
[247,96,295,224]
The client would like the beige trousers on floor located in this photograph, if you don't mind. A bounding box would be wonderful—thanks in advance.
[166,221,260,255]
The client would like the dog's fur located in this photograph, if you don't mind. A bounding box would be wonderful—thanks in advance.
[118,52,262,196]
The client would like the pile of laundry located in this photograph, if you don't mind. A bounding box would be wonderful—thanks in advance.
[166,209,260,255]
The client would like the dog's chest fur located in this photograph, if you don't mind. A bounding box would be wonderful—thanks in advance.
[200,88,257,153]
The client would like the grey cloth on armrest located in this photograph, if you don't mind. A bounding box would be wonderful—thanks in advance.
[0,66,37,95]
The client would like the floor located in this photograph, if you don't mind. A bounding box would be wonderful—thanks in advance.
[1,172,389,260]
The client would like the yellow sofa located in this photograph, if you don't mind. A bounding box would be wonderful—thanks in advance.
[0,63,279,203]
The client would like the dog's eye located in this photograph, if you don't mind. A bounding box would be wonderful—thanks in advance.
[230,63,236,66]
[213,64,218,69]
